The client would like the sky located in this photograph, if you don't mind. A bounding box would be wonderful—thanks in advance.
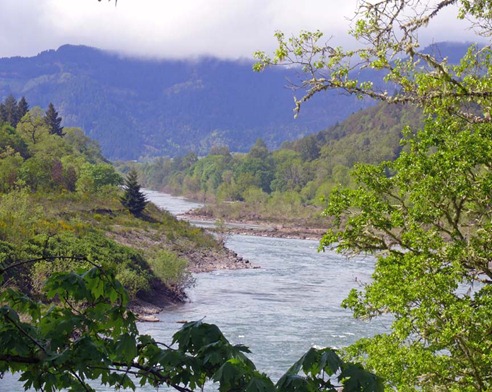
[0,0,482,60]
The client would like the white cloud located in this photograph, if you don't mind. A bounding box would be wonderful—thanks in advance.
[0,0,484,60]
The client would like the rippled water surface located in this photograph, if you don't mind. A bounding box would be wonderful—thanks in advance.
[141,234,386,381]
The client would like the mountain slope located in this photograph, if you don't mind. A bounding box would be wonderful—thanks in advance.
[0,45,371,160]
[0,42,470,160]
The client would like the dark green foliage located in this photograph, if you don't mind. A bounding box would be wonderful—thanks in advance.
[17,97,29,120]
[44,102,64,137]
[0,103,5,123]
[0,94,29,128]
[277,347,383,392]
[0,95,29,128]
[2,95,19,127]
[120,169,148,216]
[0,123,29,158]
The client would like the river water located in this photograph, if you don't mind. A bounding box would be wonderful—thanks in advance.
[139,192,387,381]
[4,191,386,391]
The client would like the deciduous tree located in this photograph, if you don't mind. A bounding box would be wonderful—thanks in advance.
[0,259,382,391]
[256,1,492,390]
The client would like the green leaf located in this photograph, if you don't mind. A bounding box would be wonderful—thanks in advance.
[276,374,310,391]
[340,363,384,392]
[114,333,138,363]
[245,376,276,392]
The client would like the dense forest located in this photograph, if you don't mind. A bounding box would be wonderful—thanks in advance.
[133,103,422,226]
[0,44,375,160]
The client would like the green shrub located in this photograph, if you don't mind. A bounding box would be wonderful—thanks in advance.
[148,250,190,287]
[116,268,150,299]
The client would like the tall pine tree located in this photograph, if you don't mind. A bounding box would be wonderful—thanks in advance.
[3,95,18,127]
[44,102,64,136]
[0,103,6,124]
[17,97,29,120]
[120,169,148,216]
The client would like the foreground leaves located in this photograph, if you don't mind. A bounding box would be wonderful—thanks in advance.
[0,262,381,391]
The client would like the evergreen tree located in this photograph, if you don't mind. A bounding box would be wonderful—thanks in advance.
[3,95,18,127]
[44,102,64,136]
[120,169,148,216]
[0,103,6,123]
[17,96,29,120]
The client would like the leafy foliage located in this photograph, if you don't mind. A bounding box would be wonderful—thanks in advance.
[135,103,420,228]
[0,97,380,392]
[253,0,492,390]
[322,116,492,390]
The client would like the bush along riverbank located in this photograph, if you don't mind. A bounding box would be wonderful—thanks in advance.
[88,201,256,319]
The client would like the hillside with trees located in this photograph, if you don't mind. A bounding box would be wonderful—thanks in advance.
[0,95,247,310]
[0,97,382,391]
[4,0,492,389]
[254,0,492,390]
[0,42,471,162]
[134,102,423,228]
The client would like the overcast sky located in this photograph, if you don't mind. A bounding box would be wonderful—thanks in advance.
[0,0,481,60]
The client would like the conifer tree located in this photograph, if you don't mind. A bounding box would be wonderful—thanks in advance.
[0,103,6,123]
[120,169,148,216]
[17,96,29,120]
[44,102,64,136]
[3,95,18,127]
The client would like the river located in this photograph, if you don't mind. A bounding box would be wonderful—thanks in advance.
[3,191,386,391]
[139,191,387,381]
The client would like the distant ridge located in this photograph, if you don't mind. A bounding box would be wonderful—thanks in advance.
[0,42,470,160]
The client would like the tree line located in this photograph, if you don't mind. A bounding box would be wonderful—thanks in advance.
[134,103,421,225]
[0,95,63,135]
[5,0,492,390]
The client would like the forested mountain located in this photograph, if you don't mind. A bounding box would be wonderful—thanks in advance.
[0,43,470,161]
[0,44,375,160]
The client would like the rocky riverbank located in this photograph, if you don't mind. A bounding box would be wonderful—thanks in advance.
[127,194,323,321]
[179,213,325,241]
[128,234,255,321]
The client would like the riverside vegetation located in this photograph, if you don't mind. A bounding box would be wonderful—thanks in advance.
[134,0,492,390]
[0,95,246,307]
[131,102,423,235]
[0,96,381,390]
